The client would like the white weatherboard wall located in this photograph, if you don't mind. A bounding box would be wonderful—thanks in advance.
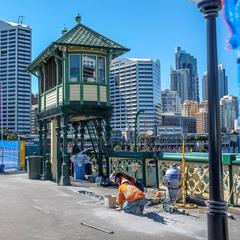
[70,85,80,101]
[84,85,97,101]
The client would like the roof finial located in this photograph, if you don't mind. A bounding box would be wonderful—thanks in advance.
[75,13,81,24]
[61,27,68,35]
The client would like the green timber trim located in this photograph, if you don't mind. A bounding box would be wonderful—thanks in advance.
[80,55,84,104]
[110,151,162,159]
[38,103,112,121]
[96,56,100,105]
[44,94,46,111]
[66,53,70,104]
[62,52,68,104]
[37,68,41,111]
[106,52,111,106]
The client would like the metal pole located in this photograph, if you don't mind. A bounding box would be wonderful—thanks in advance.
[181,137,186,206]
[237,52,240,153]
[134,113,138,152]
[60,114,70,185]
[134,109,144,152]
[80,121,85,151]
[56,116,61,184]
[97,119,103,177]
[197,1,229,240]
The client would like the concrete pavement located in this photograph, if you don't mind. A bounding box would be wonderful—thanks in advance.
[0,173,239,240]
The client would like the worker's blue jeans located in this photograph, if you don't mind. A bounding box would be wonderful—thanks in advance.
[123,197,147,215]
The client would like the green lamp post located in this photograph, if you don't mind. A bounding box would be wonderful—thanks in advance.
[134,109,145,151]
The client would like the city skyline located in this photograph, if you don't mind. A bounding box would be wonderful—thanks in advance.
[0,0,237,99]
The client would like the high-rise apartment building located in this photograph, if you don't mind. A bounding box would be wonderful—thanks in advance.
[182,100,198,117]
[0,20,32,134]
[170,67,189,103]
[31,93,38,105]
[161,89,181,113]
[196,111,208,133]
[202,64,228,101]
[220,95,238,132]
[175,47,199,102]
[202,72,208,101]
[199,100,208,113]
[31,104,38,134]
[110,58,161,134]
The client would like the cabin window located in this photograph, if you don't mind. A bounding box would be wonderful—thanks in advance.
[98,56,106,84]
[69,54,80,83]
[83,55,97,83]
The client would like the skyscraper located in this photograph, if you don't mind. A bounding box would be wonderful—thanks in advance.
[202,64,228,101]
[110,58,161,134]
[0,20,32,134]
[202,71,208,101]
[161,89,181,113]
[170,67,189,103]
[220,95,238,132]
[218,64,228,98]
[175,47,199,102]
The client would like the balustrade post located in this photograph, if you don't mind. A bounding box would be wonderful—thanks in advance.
[43,120,52,180]
[60,115,70,186]
[56,116,61,184]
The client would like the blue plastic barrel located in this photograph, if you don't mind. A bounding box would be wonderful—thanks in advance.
[0,164,5,174]
[74,162,85,180]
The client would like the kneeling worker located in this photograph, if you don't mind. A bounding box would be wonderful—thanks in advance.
[115,174,146,215]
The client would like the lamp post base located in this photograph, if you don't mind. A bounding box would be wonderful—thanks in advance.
[43,155,52,180]
[59,162,70,186]
[207,200,229,240]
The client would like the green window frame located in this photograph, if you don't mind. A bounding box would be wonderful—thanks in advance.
[98,56,106,84]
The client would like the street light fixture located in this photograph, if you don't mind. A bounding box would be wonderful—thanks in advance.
[191,1,229,240]
[134,109,145,151]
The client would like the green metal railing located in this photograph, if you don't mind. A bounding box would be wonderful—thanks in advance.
[109,151,240,206]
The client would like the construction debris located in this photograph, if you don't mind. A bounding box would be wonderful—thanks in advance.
[78,190,104,201]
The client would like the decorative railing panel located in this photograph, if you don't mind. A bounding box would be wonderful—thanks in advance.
[109,157,143,180]
[109,152,240,206]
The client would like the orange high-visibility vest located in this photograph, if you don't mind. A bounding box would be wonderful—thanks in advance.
[118,183,144,206]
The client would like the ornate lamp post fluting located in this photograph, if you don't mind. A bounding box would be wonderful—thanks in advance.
[192,1,229,240]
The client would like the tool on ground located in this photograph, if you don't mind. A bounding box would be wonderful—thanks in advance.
[163,202,189,215]
[81,221,114,234]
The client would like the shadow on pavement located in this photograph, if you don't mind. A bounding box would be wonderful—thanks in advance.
[144,212,166,224]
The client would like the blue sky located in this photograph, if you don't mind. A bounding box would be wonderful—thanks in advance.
[0,0,238,99]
